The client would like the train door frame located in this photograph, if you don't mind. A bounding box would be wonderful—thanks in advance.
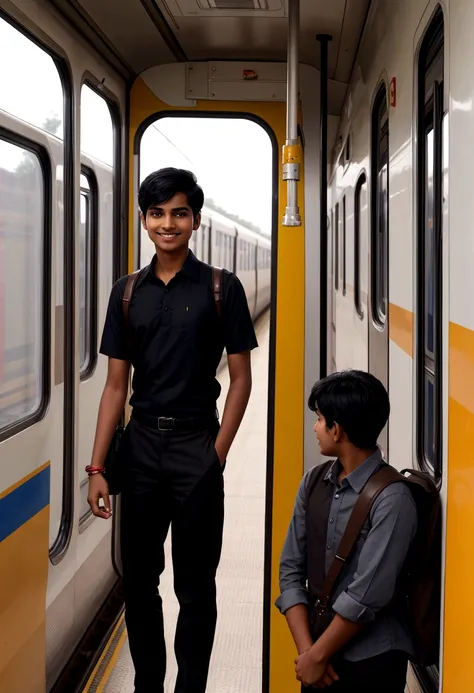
[412,5,447,692]
[125,62,322,693]
[368,78,390,459]
[130,106,280,693]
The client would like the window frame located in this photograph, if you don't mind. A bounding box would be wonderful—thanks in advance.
[342,195,347,296]
[416,7,444,488]
[0,128,52,443]
[81,75,123,280]
[0,10,75,564]
[77,75,123,545]
[334,202,339,291]
[354,171,367,319]
[370,83,389,330]
[79,165,99,381]
[413,7,445,691]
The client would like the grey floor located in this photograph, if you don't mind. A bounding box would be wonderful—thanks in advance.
[104,311,270,693]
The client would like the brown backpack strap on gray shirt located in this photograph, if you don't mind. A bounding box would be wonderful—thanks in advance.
[315,464,403,618]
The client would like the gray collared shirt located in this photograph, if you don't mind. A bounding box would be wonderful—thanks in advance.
[275,449,418,661]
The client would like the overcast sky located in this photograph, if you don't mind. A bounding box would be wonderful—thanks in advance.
[0,16,273,237]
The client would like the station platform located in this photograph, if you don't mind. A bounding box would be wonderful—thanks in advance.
[84,310,270,692]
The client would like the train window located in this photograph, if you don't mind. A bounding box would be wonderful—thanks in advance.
[79,169,98,378]
[334,203,339,291]
[417,8,444,490]
[0,135,49,435]
[0,17,63,138]
[371,84,389,328]
[344,134,352,165]
[354,173,367,318]
[80,84,114,167]
[79,84,114,377]
[342,196,347,296]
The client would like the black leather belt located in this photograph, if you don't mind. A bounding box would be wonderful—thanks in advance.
[132,410,215,432]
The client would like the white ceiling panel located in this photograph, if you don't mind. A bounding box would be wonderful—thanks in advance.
[78,0,175,72]
[75,0,370,112]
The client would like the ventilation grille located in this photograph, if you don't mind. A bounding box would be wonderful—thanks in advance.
[202,0,270,9]
[213,0,258,7]
[172,0,285,18]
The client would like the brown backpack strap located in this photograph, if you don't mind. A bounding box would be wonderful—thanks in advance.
[315,464,403,616]
[212,266,223,319]
[122,269,141,328]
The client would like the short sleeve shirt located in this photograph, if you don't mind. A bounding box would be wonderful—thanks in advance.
[99,250,258,416]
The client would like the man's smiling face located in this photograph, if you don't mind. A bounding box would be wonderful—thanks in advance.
[141,192,201,254]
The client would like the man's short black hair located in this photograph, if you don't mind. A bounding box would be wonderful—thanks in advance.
[308,370,390,449]
[138,167,204,217]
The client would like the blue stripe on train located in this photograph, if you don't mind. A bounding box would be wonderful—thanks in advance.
[0,466,50,543]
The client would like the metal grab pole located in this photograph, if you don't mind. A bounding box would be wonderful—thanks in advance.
[282,0,301,227]
[317,33,332,378]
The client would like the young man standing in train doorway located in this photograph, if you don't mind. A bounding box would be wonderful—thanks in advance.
[87,167,258,693]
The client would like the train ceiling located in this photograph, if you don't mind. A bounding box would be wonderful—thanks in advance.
[51,0,371,113]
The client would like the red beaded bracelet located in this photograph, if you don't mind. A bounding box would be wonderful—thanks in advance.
[85,465,105,476]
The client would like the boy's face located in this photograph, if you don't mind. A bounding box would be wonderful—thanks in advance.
[313,410,340,457]
[141,192,200,254]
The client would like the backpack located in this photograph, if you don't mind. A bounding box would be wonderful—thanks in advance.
[313,464,441,667]
[122,264,223,327]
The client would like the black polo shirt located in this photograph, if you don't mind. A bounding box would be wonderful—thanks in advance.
[99,251,258,416]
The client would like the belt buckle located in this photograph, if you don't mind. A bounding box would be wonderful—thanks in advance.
[157,416,175,431]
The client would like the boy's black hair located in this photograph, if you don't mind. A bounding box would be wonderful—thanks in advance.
[138,167,204,217]
[308,370,390,449]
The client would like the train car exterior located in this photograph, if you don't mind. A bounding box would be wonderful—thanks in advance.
[327,0,474,690]
[0,5,127,692]
[0,6,274,693]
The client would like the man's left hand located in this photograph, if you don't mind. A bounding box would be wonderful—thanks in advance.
[295,649,338,688]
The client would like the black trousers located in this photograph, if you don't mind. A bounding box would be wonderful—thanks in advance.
[120,416,224,693]
[322,650,408,692]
